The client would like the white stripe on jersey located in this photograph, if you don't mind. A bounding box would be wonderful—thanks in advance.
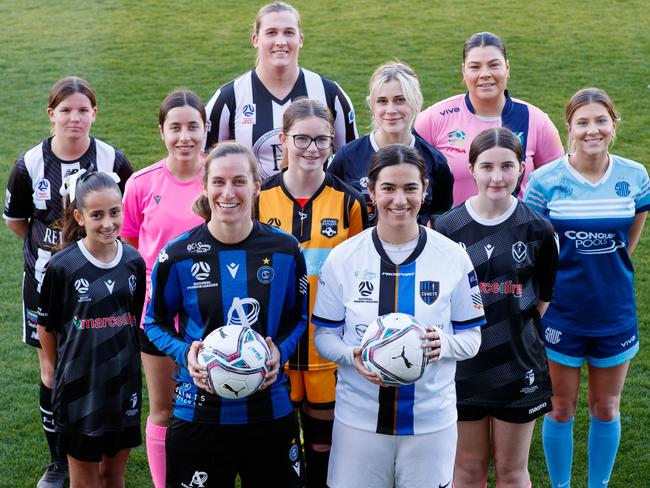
[95,139,116,173]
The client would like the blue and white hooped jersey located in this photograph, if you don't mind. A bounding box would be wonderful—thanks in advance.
[524,155,650,336]
[312,227,485,435]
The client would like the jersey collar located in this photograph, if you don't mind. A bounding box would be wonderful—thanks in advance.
[371,225,427,265]
[464,90,513,116]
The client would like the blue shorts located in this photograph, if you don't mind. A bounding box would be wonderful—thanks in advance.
[543,323,639,368]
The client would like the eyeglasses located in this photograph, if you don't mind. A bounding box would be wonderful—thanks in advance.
[285,134,334,150]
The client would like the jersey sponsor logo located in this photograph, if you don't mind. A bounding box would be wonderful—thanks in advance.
[439,107,460,116]
[381,271,415,277]
[253,129,283,178]
[479,280,522,297]
[181,471,208,488]
[128,275,137,295]
[467,270,478,288]
[73,312,137,330]
[267,217,282,227]
[226,297,260,327]
[544,326,562,345]
[35,178,51,201]
[153,194,161,205]
[257,257,274,284]
[528,401,548,415]
[176,382,207,407]
[358,280,374,297]
[104,279,115,294]
[187,242,211,253]
[241,103,256,125]
[484,244,495,259]
[158,248,169,263]
[564,230,625,255]
[621,334,636,348]
[43,226,63,247]
[419,280,439,305]
[354,269,377,280]
[615,180,631,197]
[226,262,239,279]
[320,218,338,238]
[520,369,538,394]
[471,292,483,310]
[447,130,467,153]
[512,241,528,264]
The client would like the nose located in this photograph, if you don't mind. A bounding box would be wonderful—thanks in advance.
[478,65,491,78]
[491,169,504,182]
[394,189,407,205]
[223,181,235,197]
[179,127,190,141]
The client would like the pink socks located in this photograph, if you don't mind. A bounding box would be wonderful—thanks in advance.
[146,417,167,488]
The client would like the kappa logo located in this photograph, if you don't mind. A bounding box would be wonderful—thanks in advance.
[358,281,374,297]
[104,280,115,294]
[181,471,208,488]
[191,262,211,281]
[227,262,239,279]
[75,279,89,294]
[484,244,495,259]
[419,280,439,305]
[187,242,211,253]
[226,297,260,328]
[267,217,282,227]
[128,275,137,296]
[320,218,338,238]
[512,241,527,264]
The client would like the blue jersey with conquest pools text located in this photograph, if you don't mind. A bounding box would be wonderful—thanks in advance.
[524,155,650,336]
[145,221,308,424]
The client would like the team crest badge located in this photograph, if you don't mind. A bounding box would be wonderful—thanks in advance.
[257,258,274,284]
[419,281,439,305]
[512,241,527,264]
[320,218,338,238]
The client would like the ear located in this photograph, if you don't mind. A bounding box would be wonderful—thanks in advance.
[159,124,165,141]
[278,131,287,145]
[253,181,261,198]
[468,163,477,180]
[73,208,84,227]
[90,106,97,123]
[47,107,55,122]
[252,32,259,49]
[298,31,304,48]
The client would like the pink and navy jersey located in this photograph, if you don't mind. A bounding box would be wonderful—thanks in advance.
[121,159,204,323]
[415,92,563,205]
[312,227,485,435]
[524,155,650,337]
[145,222,308,425]
[205,68,357,180]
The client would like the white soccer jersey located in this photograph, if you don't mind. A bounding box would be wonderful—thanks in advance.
[312,227,486,435]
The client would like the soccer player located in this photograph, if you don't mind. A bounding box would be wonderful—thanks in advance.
[328,61,453,225]
[145,141,309,487]
[120,89,206,488]
[415,32,563,205]
[3,76,133,488]
[435,127,558,488]
[38,171,145,487]
[524,88,649,487]
[312,144,486,488]
[204,1,357,180]
[257,98,367,487]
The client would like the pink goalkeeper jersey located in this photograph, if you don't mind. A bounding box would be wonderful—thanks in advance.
[415,92,563,205]
[121,160,204,312]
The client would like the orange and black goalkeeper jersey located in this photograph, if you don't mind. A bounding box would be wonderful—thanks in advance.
[258,171,368,370]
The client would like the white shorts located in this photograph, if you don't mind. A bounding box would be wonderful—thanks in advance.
[328,419,456,488]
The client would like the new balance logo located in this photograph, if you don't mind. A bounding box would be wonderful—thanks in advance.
[104,280,115,294]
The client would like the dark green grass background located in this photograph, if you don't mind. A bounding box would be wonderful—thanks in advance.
[0,1,648,485]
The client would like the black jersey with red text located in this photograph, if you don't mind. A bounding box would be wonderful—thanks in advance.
[38,240,145,436]
[205,68,357,180]
[435,198,558,408]
[3,137,133,291]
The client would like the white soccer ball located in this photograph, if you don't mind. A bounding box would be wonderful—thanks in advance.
[361,313,428,386]
[197,325,270,399]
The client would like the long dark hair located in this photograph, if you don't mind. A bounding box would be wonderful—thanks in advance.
[468,127,523,167]
[367,144,427,192]
[61,172,122,248]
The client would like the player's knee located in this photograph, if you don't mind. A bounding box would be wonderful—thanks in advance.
[548,398,577,422]
[494,457,528,487]
[149,406,172,425]
[588,396,620,421]
[455,458,488,485]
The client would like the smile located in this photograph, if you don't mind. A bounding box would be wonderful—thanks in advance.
[217,202,239,208]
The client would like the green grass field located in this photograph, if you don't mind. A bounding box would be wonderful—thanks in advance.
[0,0,648,486]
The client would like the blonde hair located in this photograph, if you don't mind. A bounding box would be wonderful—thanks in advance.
[253,2,302,66]
[367,61,423,131]
[565,87,620,153]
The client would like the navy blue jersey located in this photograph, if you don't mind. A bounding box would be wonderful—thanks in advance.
[4,137,132,290]
[145,222,308,424]
[435,198,558,408]
[38,240,145,436]
[327,132,453,225]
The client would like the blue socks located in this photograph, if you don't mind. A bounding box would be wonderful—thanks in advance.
[542,416,574,487]
[588,416,621,488]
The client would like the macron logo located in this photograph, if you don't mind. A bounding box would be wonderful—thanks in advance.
[227,263,239,279]
[484,244,494,259]
[104,280,115,294]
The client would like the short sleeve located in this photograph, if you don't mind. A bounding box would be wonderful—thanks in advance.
[635,166,650,213]
[533,112,564,168]
[311,253,346,328]
[523,173,548,215]
[121,175,143,238]
[4,158,34,220]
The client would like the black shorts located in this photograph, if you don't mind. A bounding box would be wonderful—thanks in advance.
[61,426,141,462]
[22,273,41,348]
[457,400,552,424]
[138,326,166,356]
[166,413,303,488]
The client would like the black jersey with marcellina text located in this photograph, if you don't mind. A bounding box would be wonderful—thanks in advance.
[435,198,558,408]
[38,240,145,435]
